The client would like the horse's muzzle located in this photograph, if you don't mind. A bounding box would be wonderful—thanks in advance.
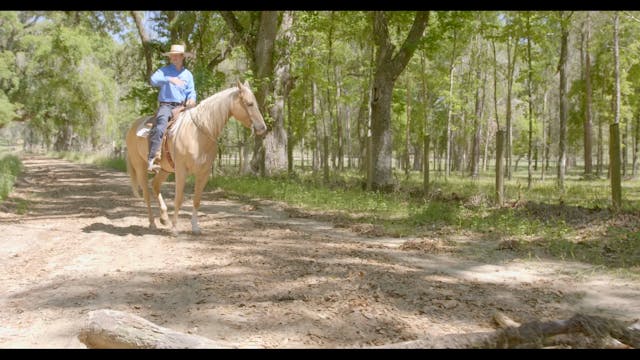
[253,123,267,137]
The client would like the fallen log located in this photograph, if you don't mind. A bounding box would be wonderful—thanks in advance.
[375,313,640,349]
[78,309,242,349]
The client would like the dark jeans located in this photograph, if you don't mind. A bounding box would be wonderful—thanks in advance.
[148,103,175,162]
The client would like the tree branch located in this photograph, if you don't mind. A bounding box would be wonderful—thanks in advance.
[391,11,430,77]
[219,11,255,59]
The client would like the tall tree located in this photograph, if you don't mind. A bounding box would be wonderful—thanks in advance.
[445,26,458,178]
[583,11,594,176]
[470,31,484,180]
[526,12,534,189]
[611,12,622,209]
[504,14,520,180]
[369,11,429,191]
[557,11,571,191]
[264,11,294,176]
[220,11,281,176]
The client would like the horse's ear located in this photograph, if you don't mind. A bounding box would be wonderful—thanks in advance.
[243,80,251,90]
[236,79,243,90]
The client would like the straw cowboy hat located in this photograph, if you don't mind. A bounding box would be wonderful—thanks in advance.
[163,44,194,58]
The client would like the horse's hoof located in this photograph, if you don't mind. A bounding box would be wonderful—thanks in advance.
[149,223,157,229]
[192,228,202,235]
[160,217,169,226]
[170,228,179,237]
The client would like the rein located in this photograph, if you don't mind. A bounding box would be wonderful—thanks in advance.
[188,108,217,143]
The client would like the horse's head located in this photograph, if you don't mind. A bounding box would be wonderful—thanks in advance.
[233,80,267,137]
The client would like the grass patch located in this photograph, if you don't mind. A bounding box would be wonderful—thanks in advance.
[209,173,406,218]
[95,157,127,172]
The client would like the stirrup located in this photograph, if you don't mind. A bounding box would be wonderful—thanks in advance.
[147,160,160,173]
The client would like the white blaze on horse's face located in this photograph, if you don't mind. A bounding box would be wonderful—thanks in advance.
[236,80,267,137]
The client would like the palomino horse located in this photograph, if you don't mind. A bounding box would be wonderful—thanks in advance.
[125,80,267,235]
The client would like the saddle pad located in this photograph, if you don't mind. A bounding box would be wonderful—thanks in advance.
[136,119,154,138]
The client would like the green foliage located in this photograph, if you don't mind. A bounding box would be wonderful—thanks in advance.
[0,92,18,128]
[0,153,21,201]
[8,14,120,150]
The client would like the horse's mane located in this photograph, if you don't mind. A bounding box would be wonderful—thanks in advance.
[170,86,238,140]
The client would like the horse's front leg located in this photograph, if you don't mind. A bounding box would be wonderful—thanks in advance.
[191,168,211,235]
[171,166,187,236]
[151,170,170,226]
[136,166,156,229]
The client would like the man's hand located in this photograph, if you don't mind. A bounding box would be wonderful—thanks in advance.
[186,99,196,108]
[169,77,185,87]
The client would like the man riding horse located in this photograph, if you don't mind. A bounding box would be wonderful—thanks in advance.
[147,44,197,173]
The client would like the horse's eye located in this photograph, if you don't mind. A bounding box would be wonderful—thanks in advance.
[246,102,254,107]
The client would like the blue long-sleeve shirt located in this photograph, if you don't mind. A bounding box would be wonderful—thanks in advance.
[150,64,196,103]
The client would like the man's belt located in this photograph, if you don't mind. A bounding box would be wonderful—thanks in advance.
[160,101,183,106]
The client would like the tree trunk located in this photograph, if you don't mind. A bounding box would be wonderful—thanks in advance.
[325,11,336,175]
[634,114,639,177]
[492,39,500,131]
[611,12,622,210]
[541,90,548,181]
[371,72,396,191]
[623,116,628,177]
[131,11,153,81]
[312,81,320,174]
[337,82,344,171]
[471,34,483,179]
[369,11,429,191]
[362,41,375,174]
[356,90,369,172]
[482,117,491,172]
[611,124,622,209]
[346,103,352,169]
[405,77,412,177]
[445,29,457,179]
[413,144,422,171]
[264,115,287,177]
[166,11,178,44]
[597,111,603,176]
[526,13,533,190]
[423,134,430,195]
[287,89,294,174]
[496,130,505,206]
[584,12,594,176]
[420,47,429,188]
[506,34,519,180]
[557,12,570,191]
[264,11,293,177]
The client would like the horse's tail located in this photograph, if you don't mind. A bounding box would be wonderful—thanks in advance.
[125,143,141,199]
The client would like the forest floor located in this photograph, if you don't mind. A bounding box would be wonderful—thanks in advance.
[0,155,639,348]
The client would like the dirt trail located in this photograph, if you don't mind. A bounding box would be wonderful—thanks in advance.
[0,155,638,348]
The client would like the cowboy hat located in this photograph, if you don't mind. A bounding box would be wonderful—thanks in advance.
[163,44,194,58]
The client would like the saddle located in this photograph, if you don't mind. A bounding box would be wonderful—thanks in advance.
[138,105,186,171]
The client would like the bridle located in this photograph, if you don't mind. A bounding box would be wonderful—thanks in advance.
[238,94,259,136]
